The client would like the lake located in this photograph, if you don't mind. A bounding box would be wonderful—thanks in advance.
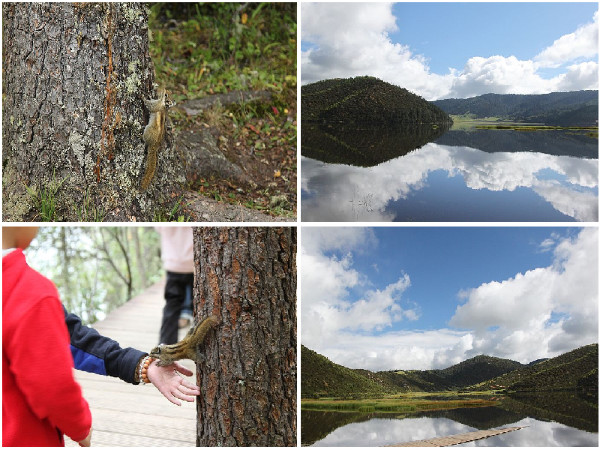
[301,124,598,222]
[302,393,598,447]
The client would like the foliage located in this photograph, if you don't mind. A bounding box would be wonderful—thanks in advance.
[434,90,598,126]
[148,2,296,98]
[26,227,163,325]
[147,3,297,217]
[302,76,452,125]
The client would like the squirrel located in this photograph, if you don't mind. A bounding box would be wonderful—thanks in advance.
[140,87,170,190]
[149,315,219,366]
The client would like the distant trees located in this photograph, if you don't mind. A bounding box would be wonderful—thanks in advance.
[27,227,162,323]
[433,90,598,126]
[302,76,452,125]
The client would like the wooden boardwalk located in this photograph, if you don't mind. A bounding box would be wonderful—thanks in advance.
[386,426,526,447]
[65,280,197,447]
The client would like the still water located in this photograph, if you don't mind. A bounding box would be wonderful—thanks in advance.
[304,412,597,446]
[301,125,598,222]
[303,392,598,447]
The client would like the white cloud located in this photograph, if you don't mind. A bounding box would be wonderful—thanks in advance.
[448,56,557,98]
[534,10,599,68]
[302,3,599,99]
[301,228,424,370]
[450,227,598,362]
[302,228,598,370]
[301,2,454,100]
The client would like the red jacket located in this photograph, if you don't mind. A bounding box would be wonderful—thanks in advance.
[3,249,92,446]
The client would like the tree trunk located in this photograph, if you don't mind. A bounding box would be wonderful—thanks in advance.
[193,227,297,446]
[2,3,183,222]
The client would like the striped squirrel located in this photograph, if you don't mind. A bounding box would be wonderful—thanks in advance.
[149,315,219,366]
[141,87,170,190]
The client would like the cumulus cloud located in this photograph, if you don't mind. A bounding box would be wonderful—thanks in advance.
[302,228,598,370]
[302,3,599,99]
[450,227,598,362]
[534,10,599,68]
[301,2,453,99]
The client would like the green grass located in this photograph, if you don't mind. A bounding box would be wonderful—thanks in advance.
[148,3,296,101]
[25,169,68,221]
[301,392,499,414]
[147,4,297,218]
[449,115,598,134]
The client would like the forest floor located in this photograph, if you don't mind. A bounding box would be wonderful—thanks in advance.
[149,4,297,222]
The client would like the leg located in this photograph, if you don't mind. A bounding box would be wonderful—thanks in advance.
[159,272,193,345]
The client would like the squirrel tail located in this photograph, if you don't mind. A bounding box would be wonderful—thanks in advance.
[140,146,158,190]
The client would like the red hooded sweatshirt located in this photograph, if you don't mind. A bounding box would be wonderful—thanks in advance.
[3,249,92,446]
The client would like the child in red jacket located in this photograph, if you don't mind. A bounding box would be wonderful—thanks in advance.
[2,227,92,446]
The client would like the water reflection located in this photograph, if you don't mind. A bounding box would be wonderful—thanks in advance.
[301,125,598,222]
[302,122,450,167]
[304,408,598,447]
[301,144,598,222]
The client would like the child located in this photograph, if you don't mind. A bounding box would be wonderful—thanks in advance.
[2,227,92,446]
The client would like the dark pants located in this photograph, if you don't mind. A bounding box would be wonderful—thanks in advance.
[159,271,194,345]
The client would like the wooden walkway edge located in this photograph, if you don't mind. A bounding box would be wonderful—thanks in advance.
[385,426,526,447]
[65,280,197,447]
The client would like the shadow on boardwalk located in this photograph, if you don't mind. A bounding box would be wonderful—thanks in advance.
[66,280,197,447]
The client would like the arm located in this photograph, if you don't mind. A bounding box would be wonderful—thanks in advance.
[64,306,145,384]
[64,307,201,403]
[8,298,92,443]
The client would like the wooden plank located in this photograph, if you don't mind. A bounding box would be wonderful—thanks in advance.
[65,280,197,447]
[386,426,526,447]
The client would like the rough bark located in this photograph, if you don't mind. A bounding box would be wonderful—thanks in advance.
[193,227,297,446]
[2,3,183,222]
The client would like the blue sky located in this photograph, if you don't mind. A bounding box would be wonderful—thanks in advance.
[390,2,598,74]
[302,2,598,99]
[301,227,598,370]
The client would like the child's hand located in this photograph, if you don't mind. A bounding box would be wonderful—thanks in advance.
[147,360,201,406]
[78,427,92,447]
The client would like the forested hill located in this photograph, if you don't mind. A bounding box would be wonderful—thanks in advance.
[301,344,598,399]
[433,90,598,126]
[472,343,598,392]
[302,76,452,125]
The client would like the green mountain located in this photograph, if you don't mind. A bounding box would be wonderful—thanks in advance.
[302,344,598,399]
[433,90,598,126]
[474,343,598,393]
[302,76,453,125]
[300,345,390,398]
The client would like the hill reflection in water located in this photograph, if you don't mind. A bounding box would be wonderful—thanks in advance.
[301,127,598,222]
[302,392,598,447]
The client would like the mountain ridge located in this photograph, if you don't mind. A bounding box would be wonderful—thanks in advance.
[301,344,598,399]
[433,90,598,126]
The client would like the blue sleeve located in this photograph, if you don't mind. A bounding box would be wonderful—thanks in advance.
[63,306,146,384]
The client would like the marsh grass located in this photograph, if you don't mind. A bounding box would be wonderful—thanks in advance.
[301,392,499,414]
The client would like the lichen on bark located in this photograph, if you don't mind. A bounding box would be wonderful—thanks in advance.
[2,2,183,221]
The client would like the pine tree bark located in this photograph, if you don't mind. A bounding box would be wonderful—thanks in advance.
[193,227,297,446]
[2,3,183,222]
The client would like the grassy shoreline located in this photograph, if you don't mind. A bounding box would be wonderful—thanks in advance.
[449,115,598,135]
[301,391,501,413]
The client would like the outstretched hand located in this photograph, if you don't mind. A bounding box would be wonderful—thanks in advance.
[146,360,201,406]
